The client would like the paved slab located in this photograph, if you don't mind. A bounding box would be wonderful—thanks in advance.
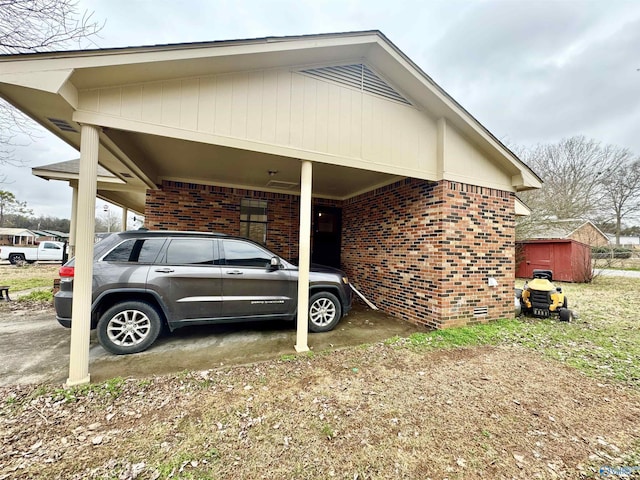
[0,303,422,386]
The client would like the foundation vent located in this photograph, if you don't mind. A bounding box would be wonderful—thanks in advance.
[473,307,489,317]
[299,64,411,105]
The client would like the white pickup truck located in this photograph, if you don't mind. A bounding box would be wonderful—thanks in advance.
[0,241,65,264]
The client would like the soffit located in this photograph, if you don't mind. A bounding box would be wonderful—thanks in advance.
[112,129,402,199]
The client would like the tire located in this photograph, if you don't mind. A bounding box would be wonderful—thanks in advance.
[559,308,573,322]
[8,253,25,265]
[97,301,162,354]
[308,291,342,333]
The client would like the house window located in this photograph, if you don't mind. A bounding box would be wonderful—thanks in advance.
[240,199,267,244]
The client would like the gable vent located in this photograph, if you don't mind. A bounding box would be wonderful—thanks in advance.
[473,307,489,317]
[47,118,78,133]
[299,64,411,105]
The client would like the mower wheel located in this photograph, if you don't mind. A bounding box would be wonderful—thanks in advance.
[559,308,573,322]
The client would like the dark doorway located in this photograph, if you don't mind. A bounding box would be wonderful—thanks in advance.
[312,206,342,268]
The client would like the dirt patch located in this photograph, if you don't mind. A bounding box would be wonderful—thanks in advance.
[1,344,638,479]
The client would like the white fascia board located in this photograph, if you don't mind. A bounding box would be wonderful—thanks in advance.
[0,34,380,73]
[515,198,531,216]
[32,169,125,185]
[371,38,542,190]
[0,68,73,93]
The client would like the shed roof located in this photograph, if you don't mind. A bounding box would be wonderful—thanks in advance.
[525,219,608,241]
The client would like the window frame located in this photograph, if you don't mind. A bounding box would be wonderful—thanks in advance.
[240,198,268,245]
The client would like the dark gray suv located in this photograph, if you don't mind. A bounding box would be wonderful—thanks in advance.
[55,231,352,355]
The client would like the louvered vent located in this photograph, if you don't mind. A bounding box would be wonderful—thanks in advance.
[266,180,298,190]
[47,117,78,133]
[473,307,489,317]
[299,64,411,105]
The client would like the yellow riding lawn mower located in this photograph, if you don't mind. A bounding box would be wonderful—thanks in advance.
[516,269,575,322]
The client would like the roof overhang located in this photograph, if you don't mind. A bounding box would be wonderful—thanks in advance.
[0,30,541,212]
[31,159,147,214]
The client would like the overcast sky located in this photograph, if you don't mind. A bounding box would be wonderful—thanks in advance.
[4,0,640,219]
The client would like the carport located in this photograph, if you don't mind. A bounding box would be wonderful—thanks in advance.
[0,31,541,386]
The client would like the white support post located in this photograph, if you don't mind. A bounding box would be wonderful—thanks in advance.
[295,160,312,353]
[121,207,128,231]
[69,183,78,257]
[67,124,99,387]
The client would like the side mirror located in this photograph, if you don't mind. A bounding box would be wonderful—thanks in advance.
[270,257,281,269]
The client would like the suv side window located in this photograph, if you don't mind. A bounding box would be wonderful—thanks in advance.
[103,238,165,263]
[222,239,272,268]
[165,239,216,265]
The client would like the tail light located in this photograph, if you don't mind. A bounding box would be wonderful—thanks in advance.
[59,266,75,278]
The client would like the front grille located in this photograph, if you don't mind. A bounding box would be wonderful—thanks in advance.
[530,289,551,309]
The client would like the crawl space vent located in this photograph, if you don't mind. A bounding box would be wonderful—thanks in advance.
[473,307,489,317]
[266,180,298,190]
[299,64,411,105]
[47,118,78,133]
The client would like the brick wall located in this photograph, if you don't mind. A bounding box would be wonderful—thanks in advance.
[146,181,338,261]
[342,178,515,329]
[146,178,515,329]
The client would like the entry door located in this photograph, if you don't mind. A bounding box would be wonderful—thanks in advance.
[312,206,342,268]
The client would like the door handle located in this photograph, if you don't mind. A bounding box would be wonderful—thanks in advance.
[154,268,175,273]
[226,270,243,275]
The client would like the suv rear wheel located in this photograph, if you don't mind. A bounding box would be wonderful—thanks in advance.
[97,301,162,354]
[308,292,341,333]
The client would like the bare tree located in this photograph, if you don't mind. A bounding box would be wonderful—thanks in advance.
[515,136,637,240]
[0,0,102,171]
[0,0,102,54]
[599,157,640,245]
[95,205,121,233]
[517,136,615,219]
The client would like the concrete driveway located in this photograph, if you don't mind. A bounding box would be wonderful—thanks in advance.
[0,303,422,386]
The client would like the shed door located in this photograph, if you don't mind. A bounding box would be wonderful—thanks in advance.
[528,244,553,272]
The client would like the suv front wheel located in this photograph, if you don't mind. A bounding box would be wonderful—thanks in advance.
[97,301,163,354]
[308,292,342,333]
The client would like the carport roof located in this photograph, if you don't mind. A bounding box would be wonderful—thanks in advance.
[31,159,146,213]
[0,30,541,211]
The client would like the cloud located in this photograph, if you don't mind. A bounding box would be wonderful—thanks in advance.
[5,0,640,219]
[417,1,640,151]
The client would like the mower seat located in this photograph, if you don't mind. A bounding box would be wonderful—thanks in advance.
[532,269,553,281]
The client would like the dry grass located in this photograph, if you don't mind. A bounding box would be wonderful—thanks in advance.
[1,272,640,479]
[0,263,59,291]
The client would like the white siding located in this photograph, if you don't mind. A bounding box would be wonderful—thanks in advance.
[77,68,440,175]
[445,124,512,189]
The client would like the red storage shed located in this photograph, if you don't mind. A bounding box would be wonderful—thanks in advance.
[516,239,592,283]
